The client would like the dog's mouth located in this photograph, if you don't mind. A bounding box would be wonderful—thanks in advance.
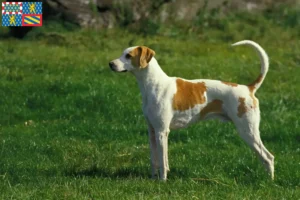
[109,62,128,72]
[110,67,128,73]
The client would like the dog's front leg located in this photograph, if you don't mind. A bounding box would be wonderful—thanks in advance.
[148,125,159,179]
[155,129,170,181]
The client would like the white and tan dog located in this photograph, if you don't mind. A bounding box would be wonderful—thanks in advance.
[109,40,274,181]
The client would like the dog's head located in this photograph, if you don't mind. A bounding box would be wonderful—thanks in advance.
[109,46,155,72]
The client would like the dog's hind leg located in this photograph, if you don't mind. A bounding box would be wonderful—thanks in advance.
[233,112,274,179]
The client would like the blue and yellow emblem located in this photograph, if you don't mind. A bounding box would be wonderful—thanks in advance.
[22,14,42,26]
[23,2,42,14]
[1,2,42,27]
[2,14,22,26]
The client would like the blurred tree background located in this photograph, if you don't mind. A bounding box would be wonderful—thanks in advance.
[1,0,300,39]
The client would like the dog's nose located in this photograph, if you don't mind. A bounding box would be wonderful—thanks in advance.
[109,62,114,69]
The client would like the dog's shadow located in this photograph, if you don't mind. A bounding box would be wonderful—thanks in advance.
[64,165,271,185]
[64,165,150,179]
[64,165,191,180]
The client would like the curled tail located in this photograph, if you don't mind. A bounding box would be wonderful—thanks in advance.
[232,40,269,93]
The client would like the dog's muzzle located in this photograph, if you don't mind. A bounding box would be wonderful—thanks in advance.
[109,62,115,70]
[109,62,127,72]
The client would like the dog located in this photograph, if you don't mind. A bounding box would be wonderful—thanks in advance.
[109,40,274,181]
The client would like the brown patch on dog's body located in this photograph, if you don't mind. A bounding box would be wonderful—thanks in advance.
[247,74,263,109]
[129,46,155,68]
[173,79,206,111]
[248,86,258,108]
[221,81,238,87]
[237,97,248,117]
[200,99,223,119]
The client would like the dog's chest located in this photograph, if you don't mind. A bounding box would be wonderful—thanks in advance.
[170,105,206,129]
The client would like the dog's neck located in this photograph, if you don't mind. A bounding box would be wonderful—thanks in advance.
[131,57,169,94]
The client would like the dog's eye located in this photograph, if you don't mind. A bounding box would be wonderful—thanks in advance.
[125,54,132,59]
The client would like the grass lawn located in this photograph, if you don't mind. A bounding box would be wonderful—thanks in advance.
[0,16,300,199]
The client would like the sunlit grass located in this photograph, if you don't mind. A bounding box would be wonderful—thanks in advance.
[0,16,299,199]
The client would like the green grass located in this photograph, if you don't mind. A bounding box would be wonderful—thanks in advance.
[0,15,300,199]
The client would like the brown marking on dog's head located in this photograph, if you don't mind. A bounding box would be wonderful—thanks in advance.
[128,46,155,68]
[221,81,238,87]
[173,79,206,111]
[237,97,248,117]
[200,99,223,119]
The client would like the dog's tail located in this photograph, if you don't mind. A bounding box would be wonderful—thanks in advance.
[232,40,269,92]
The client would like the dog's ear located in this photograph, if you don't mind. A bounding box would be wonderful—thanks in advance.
[138,46,155,68]
[129,46,155,68]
